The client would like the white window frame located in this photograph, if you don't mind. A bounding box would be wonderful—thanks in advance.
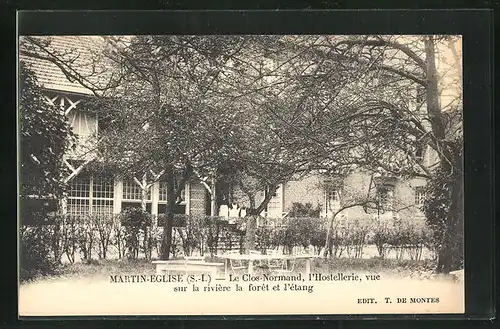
[414,186,426,207]
[67,174,114,217]
[158,179,186,205]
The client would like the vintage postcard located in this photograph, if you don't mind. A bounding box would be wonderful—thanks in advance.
[18,33,464,316]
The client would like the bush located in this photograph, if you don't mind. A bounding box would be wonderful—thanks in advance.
[372,215,393,258]
[256,225,277,252]
[77,215,97,262]
[91,214,116,260]
[328,216,369,258]
[288,203,321,218]
[120,207,151,260]
[175,215,204,256]
[112,216,127,259]
[256,217,327,255]
[282,217,321,253]
[204,217,224,256]
[60,215,81,263]
[156,213,187,227]
[20,225,58,282]
[389,216,427,261]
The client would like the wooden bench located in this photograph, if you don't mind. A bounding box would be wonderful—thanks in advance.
[152,260,225,278]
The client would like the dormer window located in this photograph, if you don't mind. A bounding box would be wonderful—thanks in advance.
[324,178,341,215]
[373,176,396,212]
[414,186,426,208]
[376,185,394,211]
[416,86,426,105]
[415,143,425,163]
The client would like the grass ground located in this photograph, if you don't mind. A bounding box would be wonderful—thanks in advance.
[23,255,440,285]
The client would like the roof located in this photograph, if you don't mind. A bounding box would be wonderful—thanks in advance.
[19,36,109,95]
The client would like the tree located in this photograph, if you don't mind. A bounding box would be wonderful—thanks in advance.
[19,61,75,204]
[422,138,463,271]
[97,35,355,254]
[272,35,463,272]
[90,35,254,259]
[19,61,76,279]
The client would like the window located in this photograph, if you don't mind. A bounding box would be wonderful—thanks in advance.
[67,174,114,217]
[67,198,90,217]
[325,188,340,213]
[416,86,426,104]
[122,202,152,213]
[157,203,185,215]
[93,199,113,216]
[68,109,94,136]
[415,186,426,207]
[158,182,167,201]
[92,176,114,216]
[122,178,152,214]
[415,143,425,163]
[376,185,394,211]
[68,176,90,199]
[158,180,185,203]
[123,179,151,201]
[324,178,341,214]
[157,179,187,216]
[93,176,114,199]
[68,176,91,217]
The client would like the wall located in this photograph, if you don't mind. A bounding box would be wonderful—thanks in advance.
[281,170,426,221]
[188,181,207,216]
[282,175,324,213]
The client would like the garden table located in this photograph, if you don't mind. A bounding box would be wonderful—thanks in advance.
[152,260,224,277]
[221,253,319,276]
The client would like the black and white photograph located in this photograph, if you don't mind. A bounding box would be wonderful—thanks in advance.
[18,32,464,316]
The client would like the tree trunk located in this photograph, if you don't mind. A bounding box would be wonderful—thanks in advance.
[425,36,464,274]
[141,173,147,212]
[210,178,217,217]
[141,174,150,260]
[323,214,335,258]
[424,36,446,141]
[244,215,257,253]
[244,197,257,253]
[160,166,175,260]
[436,171,464,273]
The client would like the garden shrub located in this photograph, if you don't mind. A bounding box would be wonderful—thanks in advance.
[60,215,82,263]
[394,215,427,261]
[310,223,327,255]
[204,217,223,256]
[77,215,97,262]
[288,203,321,218]
[264,217,327,255]
[344,219,370,258]
[326,215,372,258]
[372,215,393,258]
[120,207,151,260]
[91,214,116,260]
[175,214,204,256]
[156,213,187,227]
[112,215,127,259]
[48,215,64,264]
[255,225,278,253]
[20,224,58,282]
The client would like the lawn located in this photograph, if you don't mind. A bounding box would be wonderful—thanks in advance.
[23,255,441,284]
